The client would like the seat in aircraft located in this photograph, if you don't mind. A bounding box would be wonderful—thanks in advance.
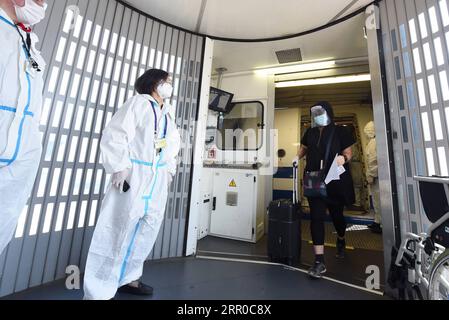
[419,179,449,248]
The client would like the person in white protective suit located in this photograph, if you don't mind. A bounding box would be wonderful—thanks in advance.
[364,121,382,234]
[0,0,47,256]
[83,69,181,300]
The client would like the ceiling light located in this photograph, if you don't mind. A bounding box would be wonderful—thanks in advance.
[275,74,371,88]
[255,60,336,76]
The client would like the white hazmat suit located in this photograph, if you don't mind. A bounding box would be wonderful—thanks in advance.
[364,121,381,225]
[0,9,46,255]
[83,94,181,300]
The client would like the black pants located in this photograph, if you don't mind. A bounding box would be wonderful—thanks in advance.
[308,197,346,246]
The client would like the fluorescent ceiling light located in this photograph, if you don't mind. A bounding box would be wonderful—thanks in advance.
[276,74,371,88]
[255,60,336,75]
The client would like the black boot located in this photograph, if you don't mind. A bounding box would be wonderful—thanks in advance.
[117,281,154,296]
[336,238,346,259]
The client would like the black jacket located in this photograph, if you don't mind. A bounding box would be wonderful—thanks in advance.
[301,102,356,205]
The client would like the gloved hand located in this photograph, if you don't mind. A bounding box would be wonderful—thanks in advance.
[367,176,374,184]
[111,169,130,193]
[336,155,346,166]
[292,156,299,167]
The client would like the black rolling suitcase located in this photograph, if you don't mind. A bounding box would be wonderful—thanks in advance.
[267,164,301,266]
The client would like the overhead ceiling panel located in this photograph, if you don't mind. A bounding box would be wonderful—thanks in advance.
[124,0,375,39]
[212,14,368,73]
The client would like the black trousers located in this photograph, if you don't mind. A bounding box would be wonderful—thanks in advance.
[308,197,347,246]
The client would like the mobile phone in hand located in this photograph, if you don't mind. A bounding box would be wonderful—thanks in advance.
[123,180,130,193]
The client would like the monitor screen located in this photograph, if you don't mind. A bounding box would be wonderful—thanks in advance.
[208,87,234,113]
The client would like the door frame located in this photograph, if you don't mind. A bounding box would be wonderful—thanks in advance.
[184,37,215,256]
[366,4,402,297]
[185,6,402,298]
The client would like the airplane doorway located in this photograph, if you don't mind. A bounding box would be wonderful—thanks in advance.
[273,80,385,289]
[190,7,388,290]
[196,78,386,290]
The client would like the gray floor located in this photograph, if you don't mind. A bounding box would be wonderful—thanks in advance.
[197,222,386,290]
[198,221,384,256]
[198,235,269,258]
[3,257,386,300]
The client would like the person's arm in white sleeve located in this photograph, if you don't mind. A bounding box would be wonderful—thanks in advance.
[100,97,140,174]
[166,118,181,177]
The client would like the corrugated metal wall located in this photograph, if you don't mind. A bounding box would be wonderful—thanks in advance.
[0,0,204,297]
[379,0,449,237]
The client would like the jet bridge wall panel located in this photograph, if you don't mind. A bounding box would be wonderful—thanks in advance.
[0,0,204,297]
[379,0,449,239]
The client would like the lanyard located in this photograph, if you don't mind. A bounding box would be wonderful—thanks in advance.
[14,25,41,72]
[149,100,168,140]
[0,15,39,71]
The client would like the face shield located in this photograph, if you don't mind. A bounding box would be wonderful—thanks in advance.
[311,105,331,128]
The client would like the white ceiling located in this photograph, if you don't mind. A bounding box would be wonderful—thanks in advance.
[212,14,368,73]
[124,0,373,39]
[125,0,370,73]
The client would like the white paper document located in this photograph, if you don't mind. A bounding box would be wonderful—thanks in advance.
[325,154,346,185]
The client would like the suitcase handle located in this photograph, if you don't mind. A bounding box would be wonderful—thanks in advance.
[292,164,298,205]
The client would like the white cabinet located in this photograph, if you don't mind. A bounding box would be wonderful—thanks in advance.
[210,169,258,242]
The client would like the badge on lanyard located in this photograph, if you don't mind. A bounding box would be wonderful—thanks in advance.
[151,100,168,155]
[16,25,41,78]
[155,138,167,149]
[25,59,37,78]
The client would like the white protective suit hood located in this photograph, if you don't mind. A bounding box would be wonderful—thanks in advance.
[364,121,376,140]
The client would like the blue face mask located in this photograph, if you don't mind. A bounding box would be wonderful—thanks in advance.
[314,114,329,127]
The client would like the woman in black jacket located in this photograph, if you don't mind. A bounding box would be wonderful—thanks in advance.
[293,101,356,278]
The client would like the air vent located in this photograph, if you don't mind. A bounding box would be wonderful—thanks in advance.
[275,48,302,64]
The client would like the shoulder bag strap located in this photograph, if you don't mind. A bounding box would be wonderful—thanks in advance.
[323,126,336,170]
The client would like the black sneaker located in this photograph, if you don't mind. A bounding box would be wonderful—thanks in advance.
[308,262,327,279]
[336,239,346,259]
[117,281,154,296]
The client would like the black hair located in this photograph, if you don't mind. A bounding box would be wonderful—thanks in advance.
[311,101,335,123]
[134,69,169,95]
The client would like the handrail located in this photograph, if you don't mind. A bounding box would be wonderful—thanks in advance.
[413,175,449,184]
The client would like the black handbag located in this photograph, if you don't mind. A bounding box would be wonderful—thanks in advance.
[303,126,336,198]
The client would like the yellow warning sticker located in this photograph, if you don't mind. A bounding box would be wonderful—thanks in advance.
[229,179,237,187]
